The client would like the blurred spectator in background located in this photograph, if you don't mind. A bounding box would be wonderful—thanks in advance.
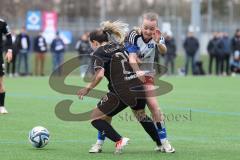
[207,32,222,75]
[164,31,176,75]
[6,30,17,77]
[193,61,205,75]
[75,32,93,77]
[231,29,240,54]
[51,31,65,76]
[34,32,47,76]
[16,27,31,76]
[220,32,231,75]
[230,51,240,74]
[183,31,199,75]
[154,45,163,75]
[230,29,240,75]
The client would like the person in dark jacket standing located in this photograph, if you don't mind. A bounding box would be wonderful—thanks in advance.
[220,32,231,75]
[34,32,47,76]
[75,32,93,77]
[0,19,13,114]
[164,32,176,75]
[207,32,222,75]
[231,29,240,54]
[16,26,31,75]
[51,31,65,76]
[230,29,240,75]
[183,32,199,75]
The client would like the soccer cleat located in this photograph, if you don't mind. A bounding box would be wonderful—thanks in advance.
[0,107,8,114]
[89,143,103,153]
[115,137,130,154]
[155,140,175,153]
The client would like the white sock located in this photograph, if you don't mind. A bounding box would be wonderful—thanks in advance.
[160,138,167,144]
[96,140,104,145]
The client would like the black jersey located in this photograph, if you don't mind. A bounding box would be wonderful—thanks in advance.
[0,19,12,52]
[92,43,144,106]
[92,43,139,91]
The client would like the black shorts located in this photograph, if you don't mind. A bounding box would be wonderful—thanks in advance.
[0,53,4,76]
[97,92,146,117]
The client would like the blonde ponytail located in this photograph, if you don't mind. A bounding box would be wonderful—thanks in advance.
[100,20,129,44]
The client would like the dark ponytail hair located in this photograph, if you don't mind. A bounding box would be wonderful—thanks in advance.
[89,30,108,43]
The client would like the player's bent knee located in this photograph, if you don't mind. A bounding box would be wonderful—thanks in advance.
[103,116,112,123]
[132,109,147,121]
[90,107,107,121]
[100,115,112,122]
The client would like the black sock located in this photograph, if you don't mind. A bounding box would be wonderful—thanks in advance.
[91,119,122,142]
[156,122,162,130]
[0,92,5,106]
[139,115,161,146]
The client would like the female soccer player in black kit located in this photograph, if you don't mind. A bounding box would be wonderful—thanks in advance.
[0,19,12,114]
[77,21,161,154]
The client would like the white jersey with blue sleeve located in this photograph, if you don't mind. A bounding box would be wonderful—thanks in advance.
[125,29,165,75]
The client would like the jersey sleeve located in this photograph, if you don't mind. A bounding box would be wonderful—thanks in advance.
[93,57,104,70]
[2,20,11,35]
[1,20,12,50]
[92,49,105,71]
[127,30,138,45]
[125,30,140,53]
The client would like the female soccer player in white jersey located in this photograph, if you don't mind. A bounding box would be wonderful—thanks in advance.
[90,12,175,153]
[126,12,175,153]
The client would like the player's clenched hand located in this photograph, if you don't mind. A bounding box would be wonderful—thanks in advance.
[5,50,13,63]
[153,28,161,43]
[77,88,90,100]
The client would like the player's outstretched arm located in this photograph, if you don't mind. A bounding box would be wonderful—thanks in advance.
[77,68,104,100]
[129,53,145,82]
